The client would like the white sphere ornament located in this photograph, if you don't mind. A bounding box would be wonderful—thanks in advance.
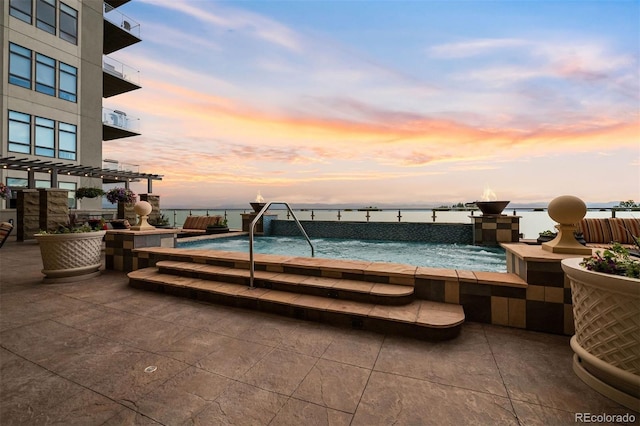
[130,200,155,230]
[548,195,587,225]
[134,200,153,217]
[542,195,591,255]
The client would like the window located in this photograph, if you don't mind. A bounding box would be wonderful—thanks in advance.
[59,62,77,102]
[35,180,52,189]
[35,54,56,96]
[35,117,55,157]
[58,181,76,208]
[58,122,76,160]
[9,0,32,23]
[59,3,78,45]
[36,0,56,34]
[8,111,31,154]
[9,43,32,89]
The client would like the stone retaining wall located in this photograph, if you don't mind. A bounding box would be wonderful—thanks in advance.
[269,220,473,244]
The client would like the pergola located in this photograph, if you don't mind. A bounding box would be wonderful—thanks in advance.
[0,156,163,193]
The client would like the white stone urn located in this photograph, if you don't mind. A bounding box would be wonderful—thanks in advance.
[561,257,639,410]
[35,230,106,283]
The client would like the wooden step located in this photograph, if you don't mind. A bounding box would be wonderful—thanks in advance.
[128,267,464,340]
[155,260,414,305]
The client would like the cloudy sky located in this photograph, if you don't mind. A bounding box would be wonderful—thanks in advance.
[103,0,639,208]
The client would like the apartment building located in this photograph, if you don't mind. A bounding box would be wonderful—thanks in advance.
[0,0,160,218]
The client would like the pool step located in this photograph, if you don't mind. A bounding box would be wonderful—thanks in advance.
[128,266,465,340]
[155,260,414,305]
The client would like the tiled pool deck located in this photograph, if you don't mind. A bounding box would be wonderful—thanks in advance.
[1,240,638,425]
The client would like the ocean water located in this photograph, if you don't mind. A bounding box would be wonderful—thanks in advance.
[178,235,508,272]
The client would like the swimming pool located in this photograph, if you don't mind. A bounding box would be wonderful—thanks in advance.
[178,236,507,272]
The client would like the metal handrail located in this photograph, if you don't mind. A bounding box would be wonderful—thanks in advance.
[249,201,314,288]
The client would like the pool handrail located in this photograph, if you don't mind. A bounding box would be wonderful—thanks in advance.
[249,202,315,288]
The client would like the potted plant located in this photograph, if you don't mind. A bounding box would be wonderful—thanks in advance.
[150,213,171,228]
[206,216,229,234]
[0,182,12,200]
[35,222,106,283]
[105,187,136,204]
[76,187,105,199]
[537,229,557,244]
[561,243,639,410]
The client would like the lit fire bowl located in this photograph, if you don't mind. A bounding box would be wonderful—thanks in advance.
[476,201,510,216]
[250,202,266,213]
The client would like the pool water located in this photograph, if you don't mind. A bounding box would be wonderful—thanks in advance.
[178,236,507,272]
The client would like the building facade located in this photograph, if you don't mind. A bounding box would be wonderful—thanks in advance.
[1,0,154,219]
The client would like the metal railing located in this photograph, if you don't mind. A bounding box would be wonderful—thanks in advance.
[249,202,314,288]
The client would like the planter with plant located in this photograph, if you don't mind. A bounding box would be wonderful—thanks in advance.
[537,229,557,244]
[150,213,172,228]
[105,187,136,204]
[561,243,639,410]
[35,223,106,283]
[76,187,105,199]
[0,183,12,201]
[206,216,229,234]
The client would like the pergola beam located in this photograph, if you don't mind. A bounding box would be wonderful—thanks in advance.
[0,156,163,192]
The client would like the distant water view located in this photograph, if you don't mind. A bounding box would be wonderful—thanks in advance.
[159,208,638,240]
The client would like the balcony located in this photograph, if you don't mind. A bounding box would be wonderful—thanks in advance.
[103,3,141,54]
[104,0,131,8]
[103,56,141,98]
[102,107,140,141]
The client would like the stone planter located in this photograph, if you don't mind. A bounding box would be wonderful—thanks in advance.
[206,225,229,234]
[561,258,639,410]
[35,231,106,283]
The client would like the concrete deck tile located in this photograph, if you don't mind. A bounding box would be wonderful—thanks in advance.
[300,275,341,288]
[332,279,374,293]
[457,269,477,283]
[415,266,459,279]
[293,358,370,413]
[270,272,307,285]
[370,283,413,297]
[324,299,374,316]
[293,294,334,310]
[364,262,417,277]
[257,289,301,304]
[0,241,631,424]
[416,302,465,327]
[352,372,518,425]
[368,302,420,323]
[271,398,353,425]
[474,271,527,287]
[240,348,316,395]
[190,381,288,424]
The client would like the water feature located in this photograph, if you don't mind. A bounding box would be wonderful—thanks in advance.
[178,235,507,272]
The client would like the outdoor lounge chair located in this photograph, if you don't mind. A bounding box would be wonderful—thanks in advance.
[0,222,14,248]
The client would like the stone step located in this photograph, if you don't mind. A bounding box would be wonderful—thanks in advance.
[155,260,414,305]
[128,267,465,340]
[132,248,417,286]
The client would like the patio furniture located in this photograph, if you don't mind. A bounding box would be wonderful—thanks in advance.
[0,222,13,248]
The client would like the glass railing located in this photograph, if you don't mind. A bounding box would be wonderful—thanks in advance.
[103,2,141,38]
[103,56,140,85]
[102,107,140,132]
[155,207,640,240]
[102,159,139,173]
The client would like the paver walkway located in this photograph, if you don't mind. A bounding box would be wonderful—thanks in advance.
[0,241,637,425]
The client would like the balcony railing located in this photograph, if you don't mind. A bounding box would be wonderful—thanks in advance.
[103,2,141,38]
[103,56,140,85]
[102,107,140,133]
[102,159,139,173]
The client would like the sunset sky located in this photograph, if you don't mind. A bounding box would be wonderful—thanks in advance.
[104,0,640,208]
